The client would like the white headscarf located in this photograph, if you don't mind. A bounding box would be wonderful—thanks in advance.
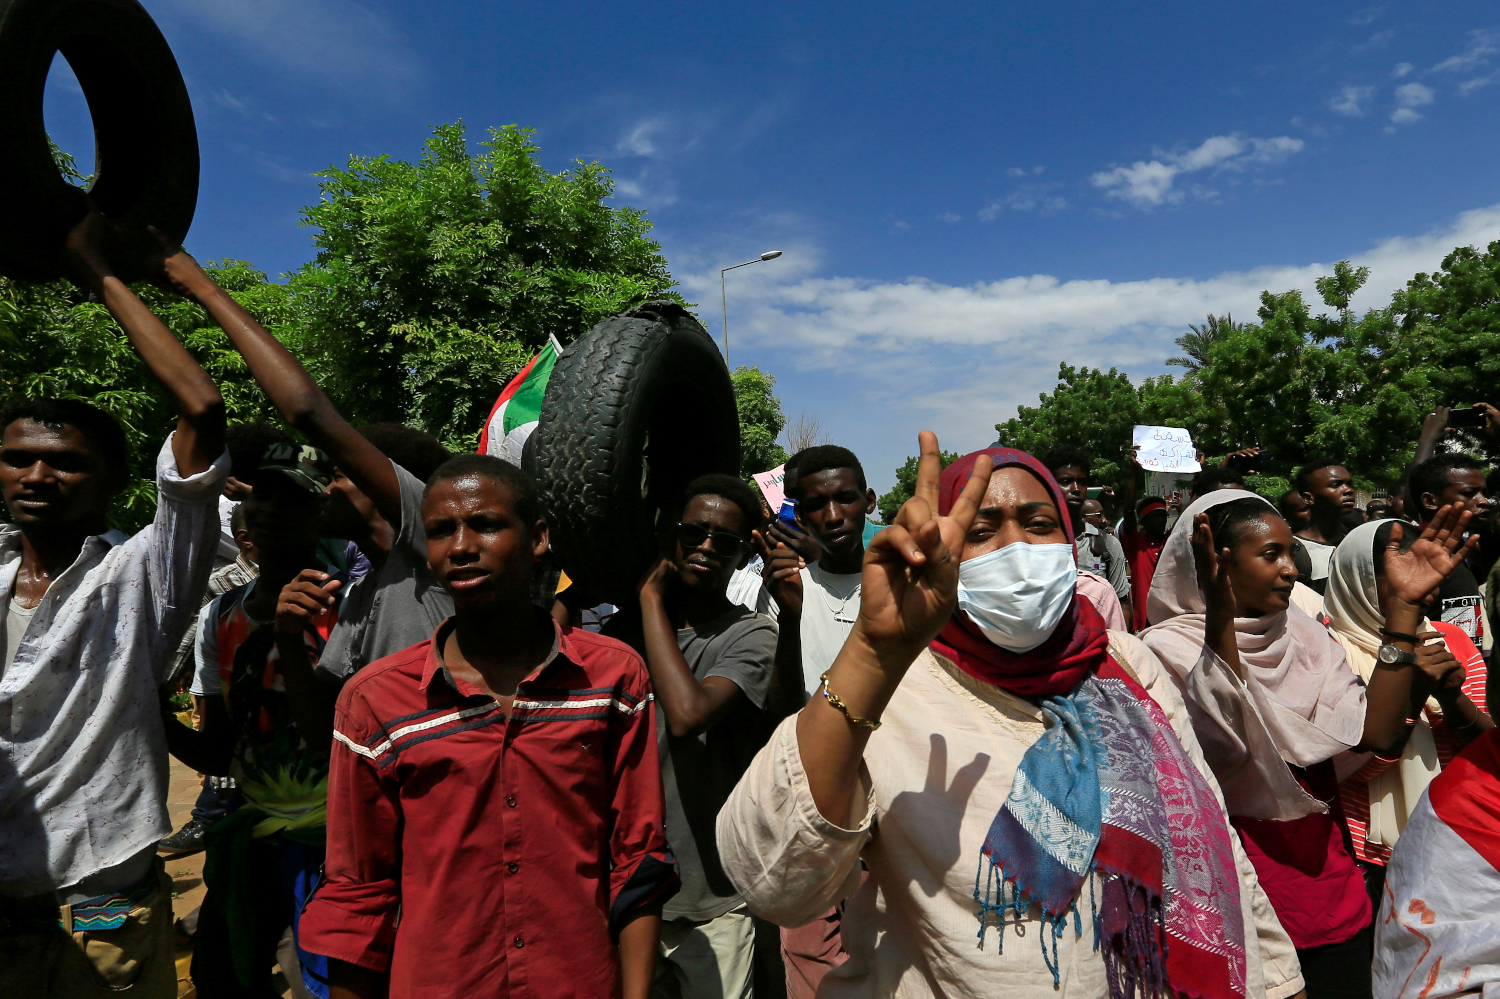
[1323,520,1442,850]
[1139,489,1367,819]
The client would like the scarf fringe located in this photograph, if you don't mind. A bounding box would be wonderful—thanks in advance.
[975,856,1169,999]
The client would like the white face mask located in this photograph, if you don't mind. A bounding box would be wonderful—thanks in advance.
[956,542,1077,653]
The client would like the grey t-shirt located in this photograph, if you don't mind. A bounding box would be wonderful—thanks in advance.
[660,605,777,922]
[1075,525,1130,604]
[318,462,455,679]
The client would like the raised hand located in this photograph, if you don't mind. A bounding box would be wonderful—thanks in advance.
[277,569,343,637]
[855,431,990,664]
[754,530,805,615]
[143,224,212,301]
[1191,512,1237,621]
[636,556,674,603]
[1378,504,1478,616]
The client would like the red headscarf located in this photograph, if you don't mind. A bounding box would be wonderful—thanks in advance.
[928,447,1109,698]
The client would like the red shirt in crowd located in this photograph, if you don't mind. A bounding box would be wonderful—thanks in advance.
[298,619,679,998]
[1232,759,1371,950]
[1122,529,1166,631]
[1338,620,1489,866]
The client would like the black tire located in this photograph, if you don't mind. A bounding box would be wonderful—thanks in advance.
[0,0,198,282]
[536,303,742,605]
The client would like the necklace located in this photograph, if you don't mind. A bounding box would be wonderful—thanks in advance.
[812,565,862,625]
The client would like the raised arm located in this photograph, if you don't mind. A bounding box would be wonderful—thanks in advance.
[64,213,224,475]
[1121,449,1141,535]
[637,559,746,738]
[755,531,809,721]
[151,239,401,523]
[797,432,990,826]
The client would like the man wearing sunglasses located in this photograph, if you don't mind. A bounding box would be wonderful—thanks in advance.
[633,474,777,999]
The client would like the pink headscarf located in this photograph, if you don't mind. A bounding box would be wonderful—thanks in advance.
[929,448,1109,698]
[1137,489,1366,819]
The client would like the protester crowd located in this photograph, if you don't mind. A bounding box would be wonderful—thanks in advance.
[2,213,1498,999]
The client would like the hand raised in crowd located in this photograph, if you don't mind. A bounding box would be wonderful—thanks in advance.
[142,224,215,302]
[1219,446,1261,467]
[277,569,344,637]
[1476,401,1500,442]
[637,556,674,603]
[60,207,117,289]
[754,530,805,616]
[855,431,990,667]
[1191,513,1238,624]
[1376,504,1478,622]
[765,516,821,563]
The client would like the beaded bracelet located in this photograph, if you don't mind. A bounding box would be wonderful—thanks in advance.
[818,671,881,731]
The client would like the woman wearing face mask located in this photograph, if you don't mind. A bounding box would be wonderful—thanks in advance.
[718,438,1302,999]
[1139,492,1477,999]
[1322,520,1493,909]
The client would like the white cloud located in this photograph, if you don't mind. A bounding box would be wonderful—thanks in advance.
[675,204,1500,488]
[1006,166,1045,178]
[1433,28,1499,73]
[1390,81,1435,125]
[1459,74,1496,96]
[1091,133,1303,209]
[938,212,962,224]
[617,121,662,157]
[1395,82,1436,105]
[156,0,421,100]
[1393,62,1414,78]
[978,185,1069,219]
[1330,85,1375,116]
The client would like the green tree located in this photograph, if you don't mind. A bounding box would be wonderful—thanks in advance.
[5,122,684,526]
[1167,313,1243,373]
[732,365,788,476]
[0,260,294,530]
[287,122,684,448]
[876,450,960,524]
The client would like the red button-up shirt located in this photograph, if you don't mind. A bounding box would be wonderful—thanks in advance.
[298,618,678,997]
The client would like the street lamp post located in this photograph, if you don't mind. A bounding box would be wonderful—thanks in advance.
[720,250,782,366]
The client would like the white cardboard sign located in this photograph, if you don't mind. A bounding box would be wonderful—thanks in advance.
[1132,425,1201,474]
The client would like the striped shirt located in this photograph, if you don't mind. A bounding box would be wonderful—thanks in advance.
[1337,620,1489,866]
[299,616,679,997]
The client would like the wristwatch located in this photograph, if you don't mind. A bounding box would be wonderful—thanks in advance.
[1377,643,1418,666]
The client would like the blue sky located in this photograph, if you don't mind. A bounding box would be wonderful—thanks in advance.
[43,1,1500,492]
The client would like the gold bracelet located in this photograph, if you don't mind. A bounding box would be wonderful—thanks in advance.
[818,671,881,731]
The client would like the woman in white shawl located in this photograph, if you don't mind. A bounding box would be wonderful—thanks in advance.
[1323,519,1493,900]
[1139,489,1477,999]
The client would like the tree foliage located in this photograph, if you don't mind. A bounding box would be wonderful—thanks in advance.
[733,365,788,477]
[289,122,684,447]
[4,122,687,529]
[990,247,1500,492]
[876,450,960,524]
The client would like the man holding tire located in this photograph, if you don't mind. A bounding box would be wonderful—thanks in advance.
[0,212,229,999]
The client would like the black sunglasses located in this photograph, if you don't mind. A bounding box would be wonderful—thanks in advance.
[675,522,748,555]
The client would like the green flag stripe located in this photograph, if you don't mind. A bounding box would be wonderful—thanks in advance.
[502,343,557,433]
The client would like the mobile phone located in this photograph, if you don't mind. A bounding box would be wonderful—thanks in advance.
[1228,448,1272,474]
[1448,406,1486,429]
[777,499,799,527]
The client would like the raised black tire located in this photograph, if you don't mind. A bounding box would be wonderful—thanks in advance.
[536,302,742,605]
[0,0,198,282]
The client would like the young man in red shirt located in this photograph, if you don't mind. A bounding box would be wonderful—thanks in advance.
[299,455,677,999]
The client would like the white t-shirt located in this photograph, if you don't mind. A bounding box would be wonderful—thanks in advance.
[2,598,37,679]
[758,562,862,696]
[1299,537,1336,581]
